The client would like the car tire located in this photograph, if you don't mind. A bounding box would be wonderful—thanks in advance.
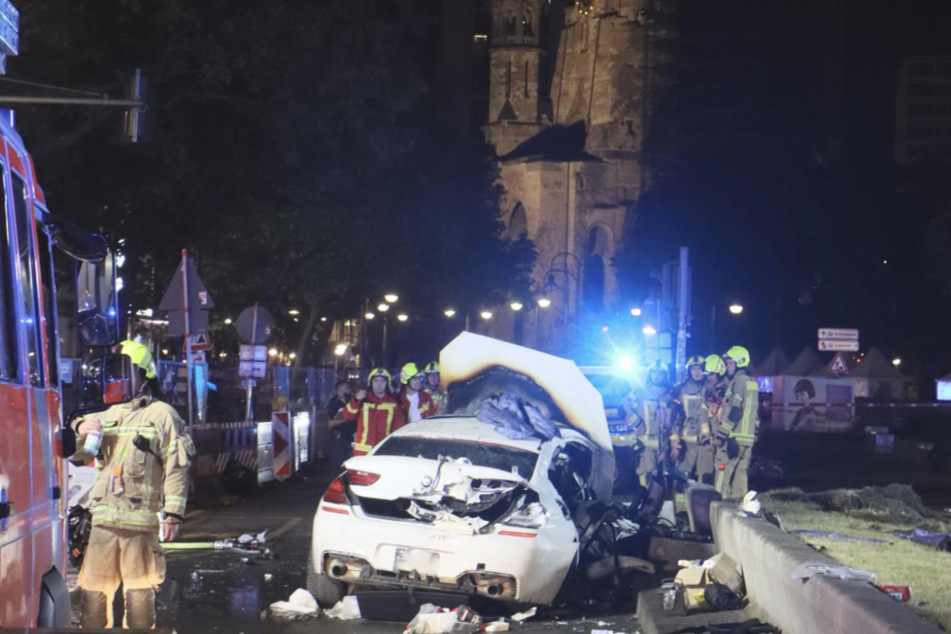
[306,548,347,608]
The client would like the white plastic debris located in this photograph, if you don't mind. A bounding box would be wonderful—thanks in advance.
[738,491,761,517]
[510,606,537,622]
[324,596,361,620]
[267,588,319,621]
[790,562,876,582]
[404,603,481,634]
[484,619,510,632]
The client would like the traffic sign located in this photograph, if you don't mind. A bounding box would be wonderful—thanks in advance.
[238,344,268,378]
[818,328,859,341]
[159,253,214,312]
[828,352,849,374]
[818,339,859,352]
[187,332,211,352]
[237,305,274,344]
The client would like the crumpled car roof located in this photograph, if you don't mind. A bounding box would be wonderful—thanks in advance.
[440,332,615,501]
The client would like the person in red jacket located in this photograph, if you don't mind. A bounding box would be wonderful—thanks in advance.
[344,367,406,456]
[398,362,436,422]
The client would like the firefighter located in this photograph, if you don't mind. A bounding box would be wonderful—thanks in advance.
[73,340,194,629]
[674,356,710,482]
[704,354,727,397]
[398,362,435,422]
[424,361,447,414]
[629,363,683,487]
[714,345,759,499]
[344,367,406,455]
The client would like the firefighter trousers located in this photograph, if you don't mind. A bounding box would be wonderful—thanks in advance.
[635,447,658,486]
[77,525,166,629]
[715,443,752,500]
[678,439,716,484]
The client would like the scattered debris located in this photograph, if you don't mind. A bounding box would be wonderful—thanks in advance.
[484,619,510,632]
[510,606,537,622]
[404,604,481,634]
[892,528,951,552]
[323,596,361,620]
[790,562,876,582]
[793,530,891,544]
[263,573,273,582]
[874,584,911,602]
[190,569,225,580]
[266,588,319,621]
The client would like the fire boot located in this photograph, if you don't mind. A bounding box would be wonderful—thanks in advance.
[125,588,156,629]
[80,589,109,629]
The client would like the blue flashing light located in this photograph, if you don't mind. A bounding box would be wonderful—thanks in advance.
[618,355,635,371]
[107,307,117,318]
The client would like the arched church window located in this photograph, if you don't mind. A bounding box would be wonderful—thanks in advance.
[508,202,528,239]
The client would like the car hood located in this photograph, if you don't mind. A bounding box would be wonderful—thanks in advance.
[440,332,615,501]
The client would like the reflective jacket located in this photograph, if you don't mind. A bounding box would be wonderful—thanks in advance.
[398,387,435,422]
[77,397,193,533]
[717,370,759,446]
[675,379,707,440]
[344,392,406,455]
[425,386,447,415]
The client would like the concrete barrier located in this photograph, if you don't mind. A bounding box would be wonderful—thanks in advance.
[711,502,942,634]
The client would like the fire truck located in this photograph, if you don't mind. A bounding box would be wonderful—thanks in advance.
[0,109,126,628]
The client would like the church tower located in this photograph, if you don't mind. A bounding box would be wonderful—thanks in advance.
[486,0,547,155]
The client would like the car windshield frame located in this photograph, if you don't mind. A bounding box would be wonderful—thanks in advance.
[372,435,539,480]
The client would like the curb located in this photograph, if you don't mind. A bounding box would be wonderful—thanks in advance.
[711,501,942,634]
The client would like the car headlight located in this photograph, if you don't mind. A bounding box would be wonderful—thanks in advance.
[502,502,548,529]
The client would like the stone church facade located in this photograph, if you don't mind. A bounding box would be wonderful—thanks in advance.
[485,0,652,352]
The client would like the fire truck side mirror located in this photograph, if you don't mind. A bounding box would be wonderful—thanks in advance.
[79,352,134,410]
[75,251,120,348]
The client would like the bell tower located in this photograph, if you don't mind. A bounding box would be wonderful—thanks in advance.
[486,0,547,155]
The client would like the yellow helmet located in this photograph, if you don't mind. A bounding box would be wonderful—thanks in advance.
[704,354,726,375]
[400,362,423,384]
[367,367,392,385]
[724,345,751,369]
[424,361,440,375]
[119,340,157,379]
[686,355,706,371]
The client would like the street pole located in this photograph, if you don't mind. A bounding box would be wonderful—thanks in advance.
[244,303,259,423]
[382,315,389,368]
[181,249,194,432]
[676,246,689,385]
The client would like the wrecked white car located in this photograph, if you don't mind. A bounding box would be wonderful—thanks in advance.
[309,333,632,608]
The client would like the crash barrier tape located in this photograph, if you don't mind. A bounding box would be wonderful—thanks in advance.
[710,502,942,634]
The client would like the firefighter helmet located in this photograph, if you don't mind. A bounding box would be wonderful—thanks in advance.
[400,362,424,384]
[686,355,706,372]
[367,367,392,385]
[724,345,751,369]
[646,362,669,388]
[704,354,726,375]
[424,361,440,375]
[119,340,157,379]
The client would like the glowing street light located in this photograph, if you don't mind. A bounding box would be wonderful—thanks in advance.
[443,308,456,318]
[288,309,301,316]
[268,348,278,357]
[377,303,390,312]
[510,301,524,311]
[384,293,399,304]
[642,325,658,336]
[320,316,328,322]
[364,311,375,320]
[892,357,901,367]
[630,307,642,317]
[224,318,233,325]
[480,310,493,320]
[537,297,552,309]
[335,343,348,356]
[728,303,744,315]
[397,313,409,322]
[289,352,297,360]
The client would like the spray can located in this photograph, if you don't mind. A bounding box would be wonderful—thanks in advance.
[83,428,103,455]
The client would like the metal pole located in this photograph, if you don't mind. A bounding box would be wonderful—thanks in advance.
[245,303,259,422]
[181,249,194,432]
[0,96,142,106]
[676,247,689,385]
[382,315,388,368]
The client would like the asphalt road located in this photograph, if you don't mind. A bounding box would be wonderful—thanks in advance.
[157,465,643,634]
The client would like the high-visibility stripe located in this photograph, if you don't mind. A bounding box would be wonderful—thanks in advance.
[353,442,372,454]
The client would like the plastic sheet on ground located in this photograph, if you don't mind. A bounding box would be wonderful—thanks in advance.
[793,530,891,544]
[404,604,481,634]
[324,596,361,620]
[892,528,951,551]
[790,561,876,582]
[266,588,319,621]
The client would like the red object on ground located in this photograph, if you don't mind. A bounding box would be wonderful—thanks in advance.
[874,585,911,602]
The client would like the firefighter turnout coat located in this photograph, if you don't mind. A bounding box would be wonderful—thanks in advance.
[77,397,193,532]
[344,391,406,455]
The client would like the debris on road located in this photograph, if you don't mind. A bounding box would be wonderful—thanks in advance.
[323,596,361,620]
[190,569,225,580]
[404,603,481,634]
[510,606,537,622]
[266,588,319,621]
[483,618,509,632]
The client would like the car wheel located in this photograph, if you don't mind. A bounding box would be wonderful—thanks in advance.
[306,547,347,608]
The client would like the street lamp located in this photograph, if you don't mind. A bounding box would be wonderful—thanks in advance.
[288,309,301,316]
[510,301,524,311]
[537,297,551,309]
[224,317,233,325]
[630,307,642,317]
[364,311,375,320]
[892,357,901,367]
[377,303,389,312]
[384,293,399,304]
[728,303,744,315]
[643,325,658,336]
[480,310,493,320]
[443,308,456,318]
[397,313,409,322]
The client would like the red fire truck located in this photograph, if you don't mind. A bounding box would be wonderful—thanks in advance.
[0,108,124,628]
